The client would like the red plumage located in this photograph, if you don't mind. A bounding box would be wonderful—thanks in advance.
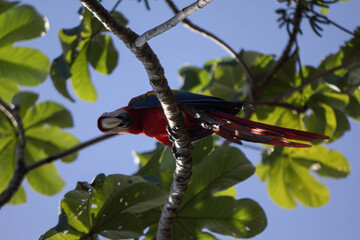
[97,91,329,147]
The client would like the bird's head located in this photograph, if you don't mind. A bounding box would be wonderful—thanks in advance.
[97,108,132,134]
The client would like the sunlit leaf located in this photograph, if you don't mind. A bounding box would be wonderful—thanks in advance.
[308,103,337,137]
[179,66,210,93]
[25,141,65,195]
[26,126,79,163]
[0,79,19,103]
[259,144,347,208]
[70,41,97,102]
[0,45,50,86]
[23,101,73,129]
[289,145,350,179]
[8,186,26,205]
[345,89,360,121]
[0,5,48,46]
[181,147,255,206]
[0,136,16,195]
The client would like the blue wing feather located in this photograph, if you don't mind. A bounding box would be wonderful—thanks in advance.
[129,90,243,115]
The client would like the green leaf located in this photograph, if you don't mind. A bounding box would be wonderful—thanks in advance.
[331,109,350,141]
[11,91,38,117]
[0,136,16,194]
[191,135,214,165]
[345,89,360,121]
[176,197,267,239]
[25,141,65,195]
[0,79,19,103]
[308,103,337,137]
[0,5,48,46]
[0,1,20,14]
[341,27,360,63]
[50,55,74,102]
[26,126,79,163]
[41,174,165,240]
[179,66,210,93]
[89,34,118,74]
[260,146,341,208]
[289,145,350,179]
[181,146,255,206]
[23,101,73,129]
[206,59,247,99]
[309,91,349,109]
[0,45,50,86]
[8,185,26,205]
[70,41,97,102]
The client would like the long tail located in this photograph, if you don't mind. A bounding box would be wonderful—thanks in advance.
[188,107,329,148]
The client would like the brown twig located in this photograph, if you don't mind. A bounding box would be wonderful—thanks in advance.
[164,0,257,97]
[257,2,303,99]
[0,99,26,209]
[251,101,307,114]
[26,134,116,171]
[79,1,194,239]
[269,58,360,102]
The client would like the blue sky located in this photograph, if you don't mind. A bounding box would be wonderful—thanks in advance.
[1,0,359,239]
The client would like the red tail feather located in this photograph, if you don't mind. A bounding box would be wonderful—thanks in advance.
[207,111,328,148]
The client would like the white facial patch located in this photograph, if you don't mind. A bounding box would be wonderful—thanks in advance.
[101,118,123,129]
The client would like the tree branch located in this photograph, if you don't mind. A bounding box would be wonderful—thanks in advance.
[258,2,303,98]
[79,1,194,239]
[251,101,307,114]
[0,101,117,209]
[269,58,360,102]
[135,0,213,47]
[165,0,257,97]
[0,99,26,209]
[26,134,116,172]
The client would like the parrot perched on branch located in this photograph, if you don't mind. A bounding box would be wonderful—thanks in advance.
[97,91,328,147]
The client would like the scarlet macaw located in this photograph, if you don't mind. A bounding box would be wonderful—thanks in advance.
[97,91,328,147]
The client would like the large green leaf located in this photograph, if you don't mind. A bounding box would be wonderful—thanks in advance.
[0,0,20,14]
[0,79,19,103]
[0,5,48,46]
[0,45,50,86]
[140,145,266,239]
[0,95,78,204]
[179,66,210,93]
[258,145,348,208]
[23,101,73,129]
[70,41,97,102]
[308,103,337,137]
[26,126,79,163]
[89,34,118,74]
[0,136,16,194]
[345,89,360,121]
[40,174,165,240]
[24,141,65,195]
[176,197,266,239]
[180,147,255,207]
[288,145,350,179]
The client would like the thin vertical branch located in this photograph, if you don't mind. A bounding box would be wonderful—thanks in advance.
[257,2,303,99]
[78,1,196,239]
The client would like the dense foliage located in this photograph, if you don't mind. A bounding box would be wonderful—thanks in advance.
[0,0,359,239]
